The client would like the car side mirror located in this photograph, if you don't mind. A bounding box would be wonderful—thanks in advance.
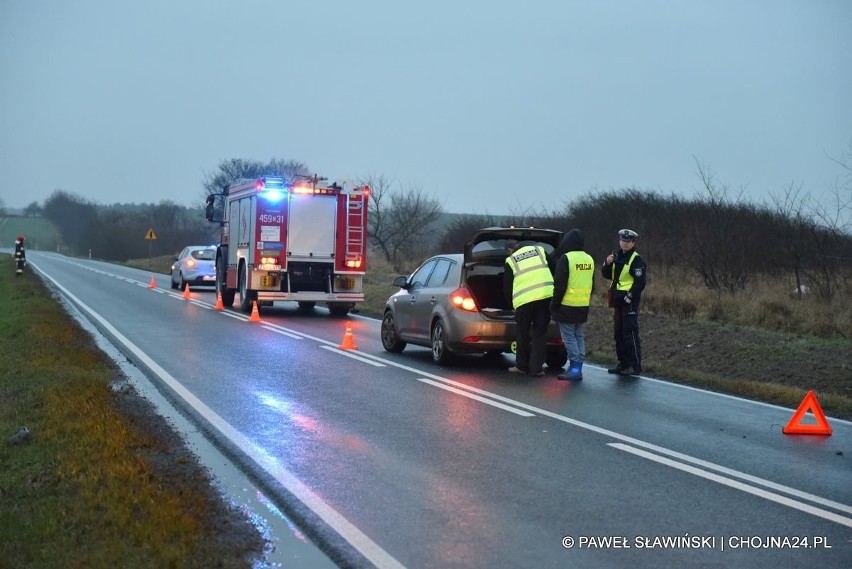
[392,276,408,289]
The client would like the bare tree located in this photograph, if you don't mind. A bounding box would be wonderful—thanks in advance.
[769,181,813,299]
[361,173,444,271]
[24,201,43,217]
[820,141,852,235]
[201,158,309,201]
[690,159,753,292]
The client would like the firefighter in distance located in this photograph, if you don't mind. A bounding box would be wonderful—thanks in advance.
[14,235,26,276]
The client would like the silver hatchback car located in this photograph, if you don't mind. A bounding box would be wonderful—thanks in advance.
[170,246,217,290]
[380,227,568,367]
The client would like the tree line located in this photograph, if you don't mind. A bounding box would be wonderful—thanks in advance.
[27,151,852,301]
[38,191,214,260]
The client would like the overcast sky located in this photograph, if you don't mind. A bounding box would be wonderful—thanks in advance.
[1,0,850,215]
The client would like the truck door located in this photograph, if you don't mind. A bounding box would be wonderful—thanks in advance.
[287,195,337,260]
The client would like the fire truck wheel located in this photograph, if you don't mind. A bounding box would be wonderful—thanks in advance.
[327,303,351,317]
[431,319,454,365]
[238,263,256,313]
[298,302,316,311]
[220,286,235,308]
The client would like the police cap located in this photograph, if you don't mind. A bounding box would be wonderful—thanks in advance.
[618,229,639,241]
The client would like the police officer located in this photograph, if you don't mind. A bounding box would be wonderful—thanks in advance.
[14,235,26,276]
[504,239,554,376]
[601,229,646,375]
[550,229,595,381]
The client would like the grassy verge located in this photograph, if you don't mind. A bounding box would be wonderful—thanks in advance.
[0,256,263,568]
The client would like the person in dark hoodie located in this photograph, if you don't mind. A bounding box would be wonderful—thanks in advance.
[549,229,595,380]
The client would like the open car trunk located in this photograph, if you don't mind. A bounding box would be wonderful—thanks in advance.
[465,264,514,320]
[463,226,563,320]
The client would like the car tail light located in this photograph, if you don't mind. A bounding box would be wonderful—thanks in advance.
[185,259,196,268]
[450,287,478,312]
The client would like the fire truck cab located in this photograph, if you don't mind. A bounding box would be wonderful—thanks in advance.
[206,175,369,316]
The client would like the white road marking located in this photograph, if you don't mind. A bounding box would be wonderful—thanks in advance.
[32,264,407,569]
[261,323,305,339]
[610,443,852,528]
[412,377,535,417]
[319,345,386,366]
[218,311,245,321]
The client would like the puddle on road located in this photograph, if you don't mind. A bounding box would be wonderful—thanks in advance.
[65,297,339,569]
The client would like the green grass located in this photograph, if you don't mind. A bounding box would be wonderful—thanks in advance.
[0,256,261,568]
[0,216,61,252]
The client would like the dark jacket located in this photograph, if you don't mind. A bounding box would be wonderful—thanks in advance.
[549,229,593,323]
[602,246,646,305]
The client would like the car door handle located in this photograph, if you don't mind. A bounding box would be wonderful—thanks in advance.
[430,296,437,305]
[409,296,417,303]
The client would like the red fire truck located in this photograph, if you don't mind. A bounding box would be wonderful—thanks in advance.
[205,175,369,316]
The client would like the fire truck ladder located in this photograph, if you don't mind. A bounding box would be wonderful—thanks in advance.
[346,190,367,264]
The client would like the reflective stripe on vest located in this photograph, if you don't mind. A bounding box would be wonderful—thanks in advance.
[616,251,638,291]
[507,245,554,309]
[560,250,594,306]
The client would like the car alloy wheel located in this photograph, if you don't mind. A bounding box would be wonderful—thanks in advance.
[431,319,453,365]
[381,311,406,352]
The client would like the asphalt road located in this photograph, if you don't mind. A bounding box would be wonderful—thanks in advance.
[29,252,852,569]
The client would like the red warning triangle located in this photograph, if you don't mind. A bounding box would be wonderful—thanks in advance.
[783,390,832,435]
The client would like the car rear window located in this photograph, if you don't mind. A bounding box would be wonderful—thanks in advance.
[470,239,555,261]
[191,249,216,260]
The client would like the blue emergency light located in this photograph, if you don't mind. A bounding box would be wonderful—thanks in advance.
[257,177,288,203]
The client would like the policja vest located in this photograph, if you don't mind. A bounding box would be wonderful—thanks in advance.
[615,251,639,291]
[559,250,594,306]
[506,245,554,309]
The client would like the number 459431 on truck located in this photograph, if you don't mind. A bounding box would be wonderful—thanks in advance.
[205,175,369,317]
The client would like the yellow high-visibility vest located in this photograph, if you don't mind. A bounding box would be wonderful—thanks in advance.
[615,251,639,291]
[507,245,553,309]
[560,251,594,306]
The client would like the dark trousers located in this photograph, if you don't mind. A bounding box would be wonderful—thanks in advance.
[613,304,642,370]
[515,298,551,373]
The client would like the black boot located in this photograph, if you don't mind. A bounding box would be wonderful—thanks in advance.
[607,364,625,374]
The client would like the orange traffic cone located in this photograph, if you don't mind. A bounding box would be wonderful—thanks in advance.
[338,323,358,350]
[248,301,261,322]
[149,275,157,289]
[214,291,224,310]
[182,283,191,299]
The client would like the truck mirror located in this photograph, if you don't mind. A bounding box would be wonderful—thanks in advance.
[205,202,215,222]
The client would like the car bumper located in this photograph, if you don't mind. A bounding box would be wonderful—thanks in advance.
[183,272,217,285]
[443,313,563,354]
